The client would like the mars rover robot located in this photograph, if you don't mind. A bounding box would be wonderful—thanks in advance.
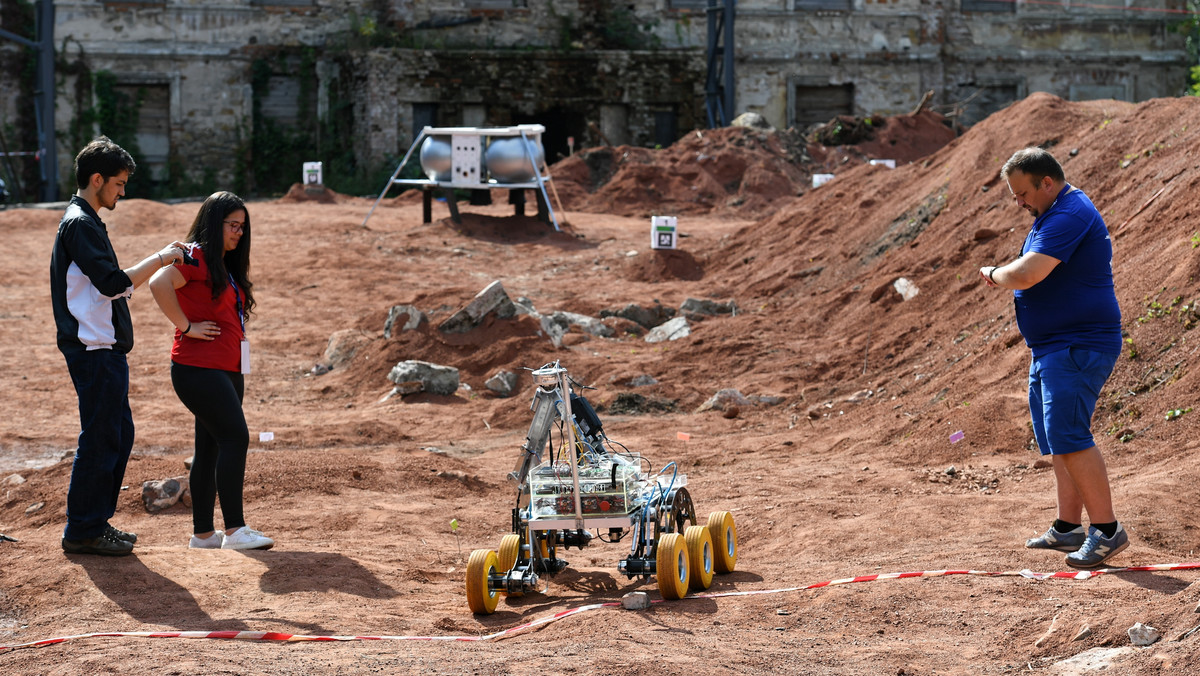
[465,362,739,614]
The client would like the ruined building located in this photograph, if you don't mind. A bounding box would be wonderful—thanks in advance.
[0,0,1189,200]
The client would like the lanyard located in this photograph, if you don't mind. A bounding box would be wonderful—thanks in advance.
[229,274,245,335]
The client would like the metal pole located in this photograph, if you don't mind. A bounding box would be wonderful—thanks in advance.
[0,126,26,200]
[519,130,559,231]
[36,0,58,202]
[704,0,720,128]
[360,129,427,228]
[558,369,585,531]
[723,0,736,123]
[0,1,57,201]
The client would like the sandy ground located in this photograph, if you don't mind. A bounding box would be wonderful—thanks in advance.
[2,94,1200,674]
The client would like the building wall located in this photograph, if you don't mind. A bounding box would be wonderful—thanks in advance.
[49,0,372,194]
[391,0,1189,135]
[345,48,707,168]
[0,0,1188,199]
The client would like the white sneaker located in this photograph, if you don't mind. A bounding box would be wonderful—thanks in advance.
[221,526,274,550]
[189,531,225,549]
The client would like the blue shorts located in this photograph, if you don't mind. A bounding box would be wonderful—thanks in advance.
[1028,347,1117,456]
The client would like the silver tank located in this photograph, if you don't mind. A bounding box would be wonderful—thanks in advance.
[485,136,545,183]
[419,136,452,182]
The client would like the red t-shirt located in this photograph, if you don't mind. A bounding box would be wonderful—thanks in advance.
[170,244,244,372]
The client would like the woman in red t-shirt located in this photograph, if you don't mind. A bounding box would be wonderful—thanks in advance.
[149,191,274,551]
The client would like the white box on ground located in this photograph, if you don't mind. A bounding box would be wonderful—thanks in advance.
[812,173,835,188]
[303,162,323,185]
[869,159,896,169]
[259,432,275,442]
[650,216,677,250]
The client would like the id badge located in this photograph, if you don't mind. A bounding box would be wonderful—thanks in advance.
[240,340,251,374]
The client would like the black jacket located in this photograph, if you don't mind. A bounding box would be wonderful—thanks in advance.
[50,196,134,355]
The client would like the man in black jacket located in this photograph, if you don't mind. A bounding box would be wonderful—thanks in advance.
[50,136,185,556]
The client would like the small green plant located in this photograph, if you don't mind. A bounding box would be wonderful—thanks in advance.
[1125,337,1139,360]
[1165,407,1192,421]
[1179,299,1199,330]
[450,518,462,560]
[356,15,377,37]
[1190,232,1200,248]
[1138,298,1168,323]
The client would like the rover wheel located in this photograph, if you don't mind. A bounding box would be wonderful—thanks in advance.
[498,534,521,572]
[653,487,697,541]
[656,532,690,600]
[707,511,738,574]
[684,525,714,590]
[466,549,500,614]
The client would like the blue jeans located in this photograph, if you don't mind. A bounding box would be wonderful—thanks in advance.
[1029,347,1118,456]
[63,349,134,540]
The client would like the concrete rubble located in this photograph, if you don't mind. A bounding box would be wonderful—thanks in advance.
[1127,622,1160,646]
[621,591,651,610]
[142,476,190,514]
[438,280,516,334]
[679,297,737,321]
[645,316,690,343]
[384,304,426,338]
[696,388,752,414]
[388,360,460,396]
[485,370,519,397]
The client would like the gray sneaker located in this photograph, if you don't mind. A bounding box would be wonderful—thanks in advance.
[1065,524,1129,569]
[1025,525,1086,552]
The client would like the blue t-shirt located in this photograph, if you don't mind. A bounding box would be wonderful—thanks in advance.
[1014,184,1121,358]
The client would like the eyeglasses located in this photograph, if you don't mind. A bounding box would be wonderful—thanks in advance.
[223,220,245,233]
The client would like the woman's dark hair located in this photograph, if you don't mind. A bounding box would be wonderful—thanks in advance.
[185,191,255,319]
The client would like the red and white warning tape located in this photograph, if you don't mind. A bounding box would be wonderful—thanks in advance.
[3,561,1198,653]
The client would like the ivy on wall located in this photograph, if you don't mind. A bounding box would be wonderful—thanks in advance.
[240,46,397,197]
[59,51,170,198]
[240,50,317,195]
[1176,5,1200,95]
[93,72,145,170]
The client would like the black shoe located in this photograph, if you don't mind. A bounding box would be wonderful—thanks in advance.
[104,524,138,544]
[62,532,134,556]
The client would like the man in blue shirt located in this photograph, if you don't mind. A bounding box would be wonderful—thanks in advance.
[980,147,1127,569]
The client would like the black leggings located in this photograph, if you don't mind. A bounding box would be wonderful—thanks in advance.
[171,362,248,534]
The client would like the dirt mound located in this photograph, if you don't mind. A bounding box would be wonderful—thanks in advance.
[102,198,195,236]
[809,108,958,167]
[620,248,705,282]
[702,91,1200,468]
[549,107,958,219]
[436,212,580,244]
[277,182,368,205]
